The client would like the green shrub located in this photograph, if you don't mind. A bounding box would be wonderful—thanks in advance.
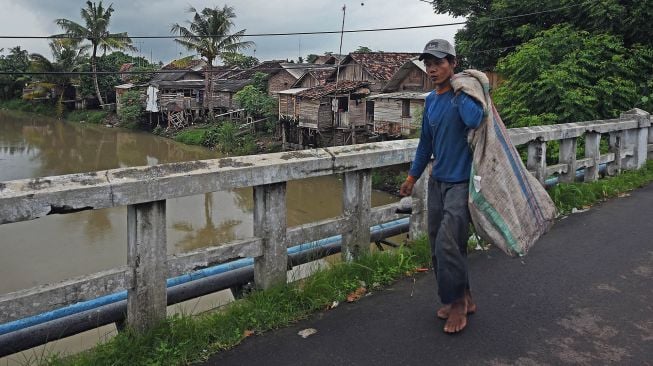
[117,90,145,129]
[173,128,209,145]
[66,110,109,124]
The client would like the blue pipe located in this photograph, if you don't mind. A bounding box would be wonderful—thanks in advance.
[544,163,608,187]
[0,217,409,336]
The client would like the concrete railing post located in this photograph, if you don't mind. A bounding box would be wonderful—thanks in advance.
[607,131,625,175]
[127,200,167,333]
[621,109,651,168]
[409,164,429,240]
[342,169,372,261]
[584,132,601,182]
[253,182,288,290]
[527,140,547,184]
[559,137,578,183]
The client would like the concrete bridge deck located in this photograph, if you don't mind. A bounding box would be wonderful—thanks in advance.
[203,183,653,366]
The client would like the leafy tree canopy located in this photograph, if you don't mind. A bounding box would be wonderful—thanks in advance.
[493,25,653,127]
[55,1,136,105]
[222,52,259,69]
[427,0,653,70]
[306,54,320,63]
[355,46,373,53]
[0,46,31,99]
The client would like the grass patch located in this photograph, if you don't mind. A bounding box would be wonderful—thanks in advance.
[0,99,55,116]
[549,160,653,214]
[66,110,109,125]
[44,237,431,366]
[173,128,211,146]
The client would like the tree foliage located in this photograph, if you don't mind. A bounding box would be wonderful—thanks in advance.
[427,0,653,70]
[425,0,653,125]
[355,46,373,53]
[117,89,144,128]
[55,1,136,105]
[29,39,89,92]
[77,52,157,102]
[493,26,653,127]
[0,47,31,100]
[222,52,259,69]
[171,5,254,110]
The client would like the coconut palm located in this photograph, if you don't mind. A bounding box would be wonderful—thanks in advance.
[55,1,136,106]
[171,5,254,111]
[29,39,90,116]
[30,39,89,89]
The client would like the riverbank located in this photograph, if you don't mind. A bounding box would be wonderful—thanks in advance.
[0,100,282,156]
[40,160,653,366]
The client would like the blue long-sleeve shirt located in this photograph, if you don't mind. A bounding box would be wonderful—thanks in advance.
[408,89,484,183]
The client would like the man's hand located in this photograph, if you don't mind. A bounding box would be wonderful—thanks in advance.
[399,179,415,197]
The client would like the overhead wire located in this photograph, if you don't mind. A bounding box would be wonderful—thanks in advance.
[0,1,591,76]
[0,1,590,40]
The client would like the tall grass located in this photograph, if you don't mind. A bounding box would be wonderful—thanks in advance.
[550,160,653,214]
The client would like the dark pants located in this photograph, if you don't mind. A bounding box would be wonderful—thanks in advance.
[427,179,471,304]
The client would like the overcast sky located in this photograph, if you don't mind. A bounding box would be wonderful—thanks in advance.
[0,0,464,65]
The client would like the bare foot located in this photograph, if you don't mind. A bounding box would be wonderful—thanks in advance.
[437,290,476,319]
[443,298,467,333]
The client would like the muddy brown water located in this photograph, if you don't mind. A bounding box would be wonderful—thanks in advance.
[0,111,400,293]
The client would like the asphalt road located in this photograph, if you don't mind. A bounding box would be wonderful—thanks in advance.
[203,183,653,366]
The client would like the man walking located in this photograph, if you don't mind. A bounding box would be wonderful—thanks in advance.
[400,39,483,333]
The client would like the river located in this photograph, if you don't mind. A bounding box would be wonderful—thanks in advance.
[0,110,400,294]
[0,110,402,363]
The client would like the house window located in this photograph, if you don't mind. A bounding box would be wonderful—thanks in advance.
[337,97,348,112]
[402,100,410,118]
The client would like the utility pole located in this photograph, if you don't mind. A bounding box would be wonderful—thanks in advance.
[332,4,346,147]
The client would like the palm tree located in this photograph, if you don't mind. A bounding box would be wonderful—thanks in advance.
[30,39,89,89]
[55,1,136,106]
[171,5,254,111]
[30,39,89,116]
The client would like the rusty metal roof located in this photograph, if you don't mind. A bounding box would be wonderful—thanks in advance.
[297,80,369,99]
[345,52,420,81]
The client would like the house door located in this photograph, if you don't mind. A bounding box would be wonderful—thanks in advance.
[366,101,374,124]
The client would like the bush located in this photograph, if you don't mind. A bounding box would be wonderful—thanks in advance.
[66,110,109,124]
[203,122,257,155]
[0,99,55,116]
[173,128,209,145]
[117,90,144,129]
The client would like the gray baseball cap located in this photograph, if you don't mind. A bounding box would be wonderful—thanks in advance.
[418,39,456,60]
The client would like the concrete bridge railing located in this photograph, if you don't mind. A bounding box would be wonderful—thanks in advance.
[0,108,650,338]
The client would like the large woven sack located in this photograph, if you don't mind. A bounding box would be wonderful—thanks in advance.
[451,70,557,257]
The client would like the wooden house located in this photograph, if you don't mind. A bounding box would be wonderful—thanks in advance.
[362,57,432,138]
[311,54,341,65]
[367,91,428,138]
[335,52,419,92]
[292,68,336,89]
[226,61,327,98]
[211,79,253,110]
[115,83,135,113]
[382,58,435,92]
[278,80,370,149]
